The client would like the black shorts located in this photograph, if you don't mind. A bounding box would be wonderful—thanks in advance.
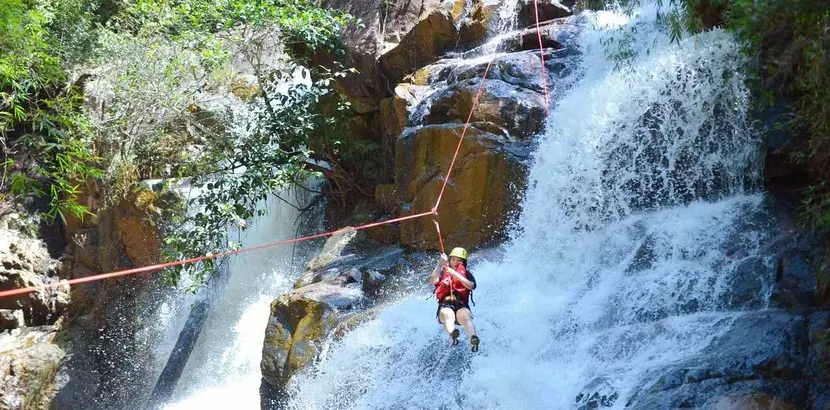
[436,299,470,322]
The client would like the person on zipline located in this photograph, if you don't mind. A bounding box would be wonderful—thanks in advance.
[429,247,480,352]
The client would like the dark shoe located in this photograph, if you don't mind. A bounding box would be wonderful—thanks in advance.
[470,335,480,352]
[450,329,460,346]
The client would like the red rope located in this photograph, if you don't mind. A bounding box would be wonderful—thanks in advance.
[433,59,496,211]
[533,0,550,111]
[0,210,434,299]
[432,214,445,254]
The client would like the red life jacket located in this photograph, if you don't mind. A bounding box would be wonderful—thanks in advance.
[435,264,472,304]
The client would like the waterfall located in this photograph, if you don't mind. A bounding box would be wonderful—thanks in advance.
[161,186,323,409]
[286,5,770,409]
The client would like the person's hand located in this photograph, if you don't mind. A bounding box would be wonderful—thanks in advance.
[439,253,448,266]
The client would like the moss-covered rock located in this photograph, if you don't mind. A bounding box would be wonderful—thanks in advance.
[260,293,339,390]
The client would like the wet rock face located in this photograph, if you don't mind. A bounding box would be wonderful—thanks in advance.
[321,0,582,251]
[425,78,546,140]
[423,51,550,140]
[261,293,339,390]
[626,312,811,409]
[516,0,573,28]
[47,182,178,410]
[389,16,582,249]
[261,231,406,393]
[575,377,619,410]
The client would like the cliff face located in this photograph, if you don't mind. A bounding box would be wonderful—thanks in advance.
[0,181,177,410]
[324,0,577,250]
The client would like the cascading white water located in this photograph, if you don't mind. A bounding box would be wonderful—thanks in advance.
[286,6,770,409]
[162,187,322,409]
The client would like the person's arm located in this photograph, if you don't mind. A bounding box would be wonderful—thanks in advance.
[446,268,475,290]
[429,253,448,285]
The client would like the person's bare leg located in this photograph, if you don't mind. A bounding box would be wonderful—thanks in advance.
[456,308,476,337]
[439,308,456,335]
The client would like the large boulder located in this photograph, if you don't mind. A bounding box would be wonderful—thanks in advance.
[261,232,405,392]
[425,78,546,140]
[261,292,340,390]
[48,180,179,410]
[322,0,462,110]
[378,11,458,91]
[395,124,530,249]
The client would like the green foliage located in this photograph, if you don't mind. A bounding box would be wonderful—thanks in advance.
[90,1,362,287]
[109,0,353,60]
[0,0,373,289]
[163,64,369,287]
[0,0,102,223]
[725,1,830,232]
[801,182,830,231]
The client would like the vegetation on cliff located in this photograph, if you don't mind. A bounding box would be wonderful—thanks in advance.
[0,0,372,286]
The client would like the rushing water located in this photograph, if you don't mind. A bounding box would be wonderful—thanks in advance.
[285,5,768,409]
[154,3,770,409]
[161,187,322,409]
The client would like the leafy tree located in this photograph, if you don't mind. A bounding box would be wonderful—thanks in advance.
[0,0,102,223]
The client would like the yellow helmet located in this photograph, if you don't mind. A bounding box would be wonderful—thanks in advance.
[449,247,468,260]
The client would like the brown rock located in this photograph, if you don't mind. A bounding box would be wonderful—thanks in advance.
[405,63,452,86]
[116,215,159,268]
[321,0,457,107]
[62,182,166,280]
[378,11,458,90]
[395,124,529,249]
[305,230,360,273]
[260,293,339,390]
[378,95,409,140]
[117,189,162,268]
